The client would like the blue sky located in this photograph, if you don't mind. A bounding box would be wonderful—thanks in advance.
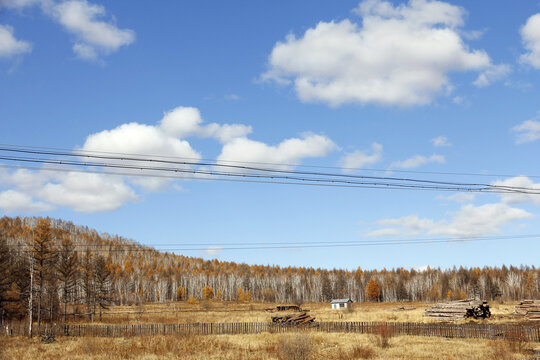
[1,0,539,270]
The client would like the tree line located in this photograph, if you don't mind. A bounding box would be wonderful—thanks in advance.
[0,216,538,328]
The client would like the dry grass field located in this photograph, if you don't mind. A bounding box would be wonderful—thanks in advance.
[2,301,537,359]
[88,300,525,325]
[1,332,538,360]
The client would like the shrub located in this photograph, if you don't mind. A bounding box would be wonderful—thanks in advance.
[201,300,212,311]
[486,340,513,360]
[503,328,531,354]
[187,296,198,305]
[372,323,394,348]
[350,345,376,359]
[276,334,313,360]
[333,345,376,360]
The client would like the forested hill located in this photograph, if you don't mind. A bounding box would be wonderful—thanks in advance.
[0,216,538,321]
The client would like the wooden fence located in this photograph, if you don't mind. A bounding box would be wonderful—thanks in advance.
[3,322,539,342]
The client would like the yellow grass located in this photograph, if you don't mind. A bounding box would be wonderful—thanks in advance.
[1,333,538,360]
[88,300,525,325]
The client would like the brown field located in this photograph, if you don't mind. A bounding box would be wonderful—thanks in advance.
[1,301,538,359]
[1,332,538,360]
[86,300,525,325]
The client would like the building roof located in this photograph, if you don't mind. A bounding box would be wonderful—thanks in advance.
[331,298,353,304]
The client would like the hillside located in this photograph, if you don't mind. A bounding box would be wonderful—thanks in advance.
[0,216,538,323]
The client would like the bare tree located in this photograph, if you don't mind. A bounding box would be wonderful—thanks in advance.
[56,235,78,327]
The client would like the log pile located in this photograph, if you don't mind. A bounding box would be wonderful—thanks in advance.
[271,312,316,325]
[515,300,540,321]
[423,299,491,320]
[265,305,303,313]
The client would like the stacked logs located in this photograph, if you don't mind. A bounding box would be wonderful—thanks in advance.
[423,299,491,320]
[515,300,540,321]
[271,312,316,325]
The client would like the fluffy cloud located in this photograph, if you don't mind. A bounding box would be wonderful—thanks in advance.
[492,176,540,206]
[430,136,451,147]
[217,134,336,170]
[1,0,134,61]
[0,24,31,57]
[368,203,532,237]
[0,106,337,213]
[520,13,540,68]
[0,190,53,213]
[513,117,540,144]
[473,64,511,87]
[82,122,201,160]
[390,154,445,169]
[50,0,135,60]
[159,106,252,143]
[0,168,136,213]
[38,172,137,212]
[341,142,383,171]
[263,0,504,106]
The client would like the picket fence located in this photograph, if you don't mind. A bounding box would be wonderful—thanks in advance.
[3,321,539,342]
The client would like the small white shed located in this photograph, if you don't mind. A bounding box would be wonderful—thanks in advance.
[331,298,353,310]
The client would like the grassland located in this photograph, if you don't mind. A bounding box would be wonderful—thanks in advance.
[1,332,538,360]
[87,300,525,325]
[1,301,537,359]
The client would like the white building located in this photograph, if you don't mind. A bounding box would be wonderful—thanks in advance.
[331,298,353,310]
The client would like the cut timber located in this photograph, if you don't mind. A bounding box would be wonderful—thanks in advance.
[275,305,302,312]
[271,312,316,325]
[515,300,540,321]
[423,299,491,321]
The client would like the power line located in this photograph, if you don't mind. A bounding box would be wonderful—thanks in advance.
[2,143,539,179]
[5,233,539,247]
[6,234,540,252]
[0,149,538,194]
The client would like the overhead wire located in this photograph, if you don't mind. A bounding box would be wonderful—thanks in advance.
[0,146,538,194]
[1,143,539,179]
[5,234,540,253]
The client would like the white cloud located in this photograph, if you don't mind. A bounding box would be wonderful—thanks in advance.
[201,246,224,256]
[0,0,42,8]
[513,116,540,144]
[492,176,540,206]
[390,154,445,169]
[217,133,337,170]
[436,192,476,204]
[38,172,137,212]
[263,0,503,106]
[159,106,252,144]
[0,106,337,213]
[0,190,53,213]
[50,0,134,60]
[368,203,532,237]
[413,265,429,272]
[0,24,32,57]
[1,0,134,61]
[520,13,540,68]
[430,136,451,147]
[341,142,383,171]
[83,122,201,160]
[473,64,511,87]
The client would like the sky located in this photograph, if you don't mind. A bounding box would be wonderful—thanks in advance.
[0,0,539,271]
